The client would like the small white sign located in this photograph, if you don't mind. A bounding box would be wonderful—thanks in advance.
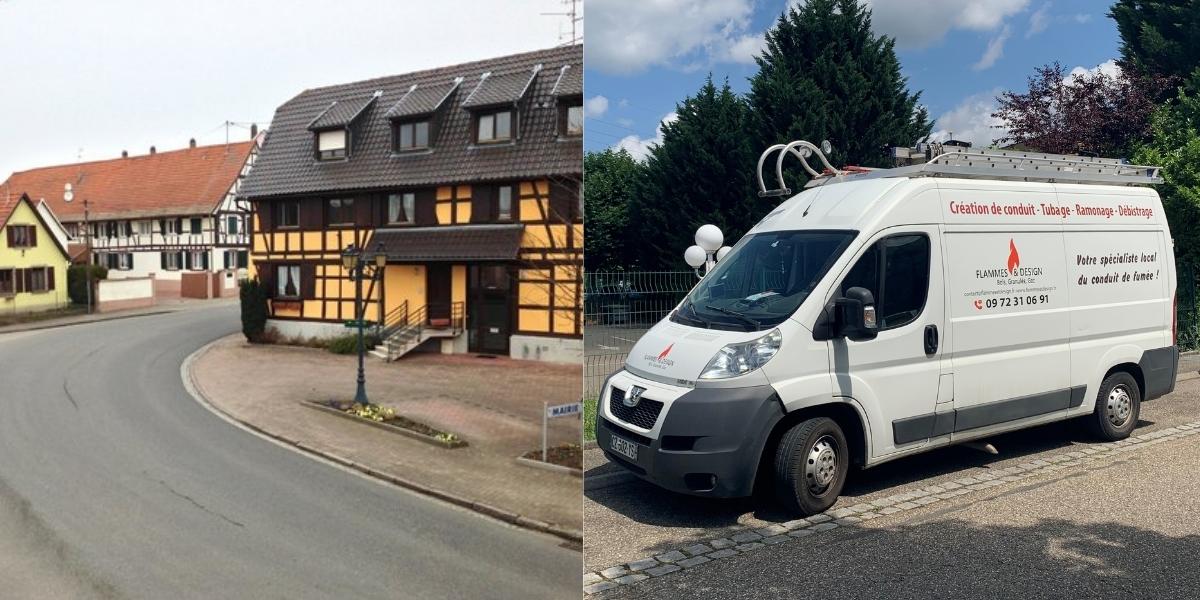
[547,402,582,418]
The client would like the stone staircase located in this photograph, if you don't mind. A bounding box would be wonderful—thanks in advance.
[368,301,464,362]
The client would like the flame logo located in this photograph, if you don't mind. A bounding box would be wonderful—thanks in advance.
[658,344,674,360]
[1007,239,1020,273]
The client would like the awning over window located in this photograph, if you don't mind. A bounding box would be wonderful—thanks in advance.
[307,92,381,131]
[371,224,525,262]
[386,79,461,119]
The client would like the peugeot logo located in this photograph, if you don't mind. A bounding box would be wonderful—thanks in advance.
[623,386,646,408]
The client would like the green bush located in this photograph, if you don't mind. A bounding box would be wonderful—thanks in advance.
[66,264,108,305]
[239,278,269,343]
[327,332,381,355]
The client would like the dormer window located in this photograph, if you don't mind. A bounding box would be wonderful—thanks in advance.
[561,100,583,137]
[317,129,348,160]
[395,120,430,151]
[477,109,513,143]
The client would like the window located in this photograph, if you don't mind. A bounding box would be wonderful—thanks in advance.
[317,129,347,160]
[497,186,513,221]
[277,264,301,298]
[395,120,430,151]
[0,269,13,295]
[840,234,930,330]
[327,198,356,226]
[277,200,300,228]
[117,253,133,270]
[227,216,240,235]
[29,267,47,292]
[190,218,202,235]
[189,251,207,271]
[388,193,416,224]
[163,252,181,271]
[136,220,153,235]
[563,102,583,137]
[477,110,513,143]
[6,225,35,248]
[224,250,249,269]
[163,219,178,235]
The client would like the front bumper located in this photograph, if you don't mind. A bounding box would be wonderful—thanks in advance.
[596,373,784,497]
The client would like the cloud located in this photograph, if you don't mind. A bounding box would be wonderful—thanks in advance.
[973,25,1011,70]
[929,89,1007,148]
[586,0,759,74]
[1068,59,1120,80]
[863,0,1028,48]
[1026,2,1050,37]
[585,95,610,118]
[613,112,678,161]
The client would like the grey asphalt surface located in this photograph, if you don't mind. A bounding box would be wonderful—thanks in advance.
[0,305,578,599]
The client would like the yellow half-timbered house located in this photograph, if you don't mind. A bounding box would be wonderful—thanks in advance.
[240,45,583,362]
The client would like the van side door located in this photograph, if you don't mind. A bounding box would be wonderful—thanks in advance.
[826,225,947,457]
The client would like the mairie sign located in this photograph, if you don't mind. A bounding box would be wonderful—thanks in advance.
[547,402,582,418]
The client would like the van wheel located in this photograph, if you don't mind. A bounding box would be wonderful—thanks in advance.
[1087,372,1141,441]
[773,417,849,515]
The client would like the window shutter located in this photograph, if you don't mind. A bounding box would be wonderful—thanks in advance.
[23,268,32,292]
[175,218,183,234]
[126,253,134,269]
[159,219,166,235]
[300,263,316,298]
[14,268,23,293]
[5,226,11,247]
[355,196,372,226]
[29,226,37,247]
[471,186,493,223]
[416,190,437,226]
[260,263,275,298]
[161,252,167,270]
[238,251,248,269]
[47,267,55,291]
[256,201,272,232]
[177,252,184,270]
[201,252,209,270]
[300,199,322,229]
[183,251,192,270]
[223,251,230,269]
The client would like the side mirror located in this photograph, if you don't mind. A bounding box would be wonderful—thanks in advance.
[835,287,878,341]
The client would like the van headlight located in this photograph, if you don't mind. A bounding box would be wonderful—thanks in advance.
[699,329,782,379]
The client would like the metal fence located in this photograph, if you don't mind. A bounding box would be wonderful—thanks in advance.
[584,270,696,398]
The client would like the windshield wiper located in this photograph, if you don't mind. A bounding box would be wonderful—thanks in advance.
[704,304,761,329]
[681,300,710,327]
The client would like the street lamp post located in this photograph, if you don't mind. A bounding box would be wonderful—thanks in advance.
[341,243,387,406]
[63,184,93,314]
[684,224,733,278]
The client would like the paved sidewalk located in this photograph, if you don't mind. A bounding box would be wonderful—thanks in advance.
[190,334,582,537]
[0,297,234,335]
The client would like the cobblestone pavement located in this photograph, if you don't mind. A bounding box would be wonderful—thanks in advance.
[584,376,1200,596]
[192,334,582,535]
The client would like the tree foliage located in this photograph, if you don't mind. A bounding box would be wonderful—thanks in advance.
[1133,77,1200,269]
[66,264,107,306]
[630,77,768,270]
[1110,0,1200,88]
[993,62,1158,157]
[239,277,269,343]
[748,0,930,179]
[583,149,641,271]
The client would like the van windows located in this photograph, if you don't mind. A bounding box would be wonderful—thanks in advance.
[840,233,930,330]
[676,230,856,330]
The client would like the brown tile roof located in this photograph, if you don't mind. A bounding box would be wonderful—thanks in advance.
[0,141,257,222]
[239,44,582,199]
[384,80,462,119]
[371,224,524,262]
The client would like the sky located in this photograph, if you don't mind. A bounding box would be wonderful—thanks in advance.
[583,0,1123,160]
[0,0,578,180]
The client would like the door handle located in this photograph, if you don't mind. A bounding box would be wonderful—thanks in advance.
[924,324,939,356]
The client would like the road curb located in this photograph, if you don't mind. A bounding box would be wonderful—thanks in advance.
[0,308,178,335]
[180,335,583,545]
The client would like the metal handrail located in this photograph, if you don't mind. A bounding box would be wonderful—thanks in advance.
[756,140,842,197]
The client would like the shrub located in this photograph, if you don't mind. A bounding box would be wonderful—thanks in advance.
[240,278,269,343]
[66,264,108,305]
[327,332,381,355]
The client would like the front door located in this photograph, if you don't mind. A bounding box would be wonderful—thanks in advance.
[827,225,947,458]
[426,264,452,324]
[469,265,512,354]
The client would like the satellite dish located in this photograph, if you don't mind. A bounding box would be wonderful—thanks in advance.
[684,245,707,268]
[694,224,723,252]
[64,190,74,203]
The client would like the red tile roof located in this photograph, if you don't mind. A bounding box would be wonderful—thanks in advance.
[1,141,256,222]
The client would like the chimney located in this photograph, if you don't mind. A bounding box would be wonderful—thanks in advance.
[121,150,128,158]
[250,123,259,138]
[150,146,156,155]
[189,138,196,148]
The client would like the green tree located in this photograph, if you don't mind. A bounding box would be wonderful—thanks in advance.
[1133,77,1200,270]
[239,277,269,343]
[630,77,769,270]
[1110,0,1200,87]
[583,148,641,271]
[748,0,931,184]
[66,264,107,306]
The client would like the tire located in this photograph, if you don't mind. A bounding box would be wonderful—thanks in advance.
[773,417,849,516]
[1086,371,1141,441]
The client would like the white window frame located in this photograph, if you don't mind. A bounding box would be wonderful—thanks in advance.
[277,264,301,298]
[388,193,416,225]
[318,129,348,160]
[136,220,153,235]
[498,186,513,221]
[164,252,181,271]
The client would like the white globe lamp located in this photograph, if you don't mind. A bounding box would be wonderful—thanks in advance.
[683,245,707,269]
[715,246,732,262]
[695,224,723,252]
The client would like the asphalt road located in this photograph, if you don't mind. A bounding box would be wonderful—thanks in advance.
[0,305,578,599]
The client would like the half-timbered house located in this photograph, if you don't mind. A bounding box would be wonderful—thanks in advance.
[240,45,583,362]
[0,138,260,298]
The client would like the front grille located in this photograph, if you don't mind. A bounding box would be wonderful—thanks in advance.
[608,386,664,430]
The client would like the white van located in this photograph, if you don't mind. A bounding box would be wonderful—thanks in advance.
[595,142,1179,515]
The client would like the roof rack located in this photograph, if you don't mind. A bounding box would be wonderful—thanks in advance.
[756,140,1163,196]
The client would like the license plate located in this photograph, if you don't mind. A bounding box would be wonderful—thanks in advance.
[609,434,639,462]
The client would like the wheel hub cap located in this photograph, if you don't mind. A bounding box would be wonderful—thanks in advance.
[805,436,838,494]
[1107,385,1132,427]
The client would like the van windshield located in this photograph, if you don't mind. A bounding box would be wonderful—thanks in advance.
[673,230,856,331]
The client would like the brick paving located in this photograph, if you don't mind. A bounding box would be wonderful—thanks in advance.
[191,334,582,534]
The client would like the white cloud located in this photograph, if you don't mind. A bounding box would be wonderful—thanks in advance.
[613,112,678,161]
[1072,13,1092,23]
[616,117,635,127]
[586,0,759,74]
[929,89,1007,148]
[1026,2,1050,38]
[1068,59,1121,80]
[863,0,1028,48]
[585,95,610,118]
[972,25,1011,70]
